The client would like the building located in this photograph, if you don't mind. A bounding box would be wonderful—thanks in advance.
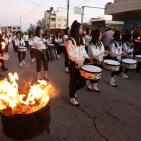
[43,7,67,30]
[90,18,124,32]
[105,0,141,29]
[0,26,20,36]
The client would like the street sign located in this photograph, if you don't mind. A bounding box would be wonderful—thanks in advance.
[74,7,81,15]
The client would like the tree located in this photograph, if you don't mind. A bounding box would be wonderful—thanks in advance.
[27,24,36,33]
[37,20,46,29]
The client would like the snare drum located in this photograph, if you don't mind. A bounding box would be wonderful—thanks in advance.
[122,58,137,69]
[80,65,102,80]
[18,47,27,52]
[135,55,141,62]
[103,59,120,71]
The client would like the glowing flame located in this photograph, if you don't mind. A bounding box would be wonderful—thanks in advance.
[0,73,50,115]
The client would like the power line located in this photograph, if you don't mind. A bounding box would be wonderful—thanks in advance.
[22,0,46,17]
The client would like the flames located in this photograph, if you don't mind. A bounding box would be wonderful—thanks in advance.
[0,73,50,115]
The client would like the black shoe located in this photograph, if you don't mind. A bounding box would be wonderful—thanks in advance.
[2,68,8,71]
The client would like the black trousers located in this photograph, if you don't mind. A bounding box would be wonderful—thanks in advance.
[63,47,69,67]
[69,61,85,98]
[30,48,35,59]
[17,51,26,63]
[55,43,63,55]
[35,50,48,72]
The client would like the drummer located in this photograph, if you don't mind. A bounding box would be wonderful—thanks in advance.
[122,30,134,59]
[66,20,90,106]
[14,31,26,67]
[109,30,128,86]
[88,29,106,92]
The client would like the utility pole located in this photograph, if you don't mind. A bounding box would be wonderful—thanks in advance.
[81,6,104,25]
[20,16,22,31]
[66,0,70,27]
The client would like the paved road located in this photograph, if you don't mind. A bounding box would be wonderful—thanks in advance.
[0,43,141,141]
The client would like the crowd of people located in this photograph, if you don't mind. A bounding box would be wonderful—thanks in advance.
[0,21,141,106]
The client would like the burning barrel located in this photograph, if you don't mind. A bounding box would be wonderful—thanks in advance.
[1,104,50,139]
[0,73,52,139]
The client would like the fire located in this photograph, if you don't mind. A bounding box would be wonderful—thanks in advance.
[0,73,50,115]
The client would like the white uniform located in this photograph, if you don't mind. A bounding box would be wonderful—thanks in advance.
[84,35,92,46]
[122,42,134,58]
[28,38,34,48]
[110,41,123,61]
[14,38,25,48]
[66,37,89,67]
[88,41,105,62]
[33,36,46,51]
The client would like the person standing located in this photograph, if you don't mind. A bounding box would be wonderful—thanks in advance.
[14,31,26,67]
[28,32,36,63]
[87,29,106,92]
[33,26,48,80]
[0,32,8,71]
[23,32,29,49]
[101,26,115,51]
[66,21,90,106]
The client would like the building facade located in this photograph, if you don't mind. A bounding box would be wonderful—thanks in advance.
[105,0,141,29]
[0,26,20,36]
[43,7,67,30]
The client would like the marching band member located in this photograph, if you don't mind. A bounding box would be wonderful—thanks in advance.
[122,30,134,59]
[109,30,124,86]
[66,21,90,106]
[121,30,134,79]
[23,32,29,49]
[0,32,8,74]
[87,29,106,92]
[14,31,26,67]
[53,32,63,59]
[28,32,36,63]
[33,26,48,80]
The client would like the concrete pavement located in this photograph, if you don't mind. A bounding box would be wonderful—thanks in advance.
[0,43,141,141]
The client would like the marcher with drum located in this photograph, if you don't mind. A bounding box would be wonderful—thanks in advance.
[14,31,26,67]
[66,20,90,106]
[87,29,106,92]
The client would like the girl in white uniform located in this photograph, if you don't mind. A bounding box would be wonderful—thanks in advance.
[14,32,26,67]
[109,30,125,86]
[33,26,48,80]
[28,32,36,63]
[88,29,106,92]
[66,21,90,106]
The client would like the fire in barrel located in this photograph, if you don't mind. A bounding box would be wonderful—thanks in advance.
[0,73,51,139]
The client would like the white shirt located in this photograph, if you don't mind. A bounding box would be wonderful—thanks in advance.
[122,42,133,54]
[88,42,105,62]
[28,38,34,47]
[110,41,123,61]
[84,35,92,46]
[23,34,29,42]
[66,38,89,65]
[33,36,46,51]
[14,38,25,47]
